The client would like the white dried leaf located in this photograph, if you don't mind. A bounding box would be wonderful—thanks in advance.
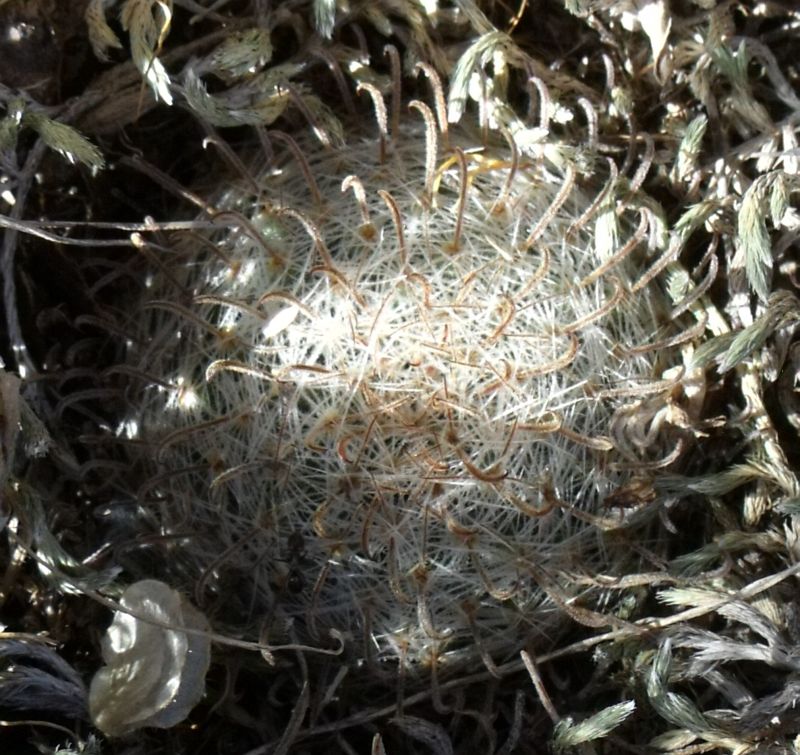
[372,733,388,755]
[611,85,633,117]
[756,136,779,174]
[346,57,390,91]
[89,579,211,737]
[42,735,103,755]
[710,601,781,647]
[553,701,635,750]
[85,0,123,62]
[121,0,174,105]
[672,199,717,243]
[21,112,105,170]
[684,461,764,495]
[658,586,726,609]
[262,305,299,340]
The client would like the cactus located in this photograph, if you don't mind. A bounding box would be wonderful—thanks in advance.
[111,64,681,678]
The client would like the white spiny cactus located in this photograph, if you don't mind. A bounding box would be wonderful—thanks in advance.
[116,82,678,674]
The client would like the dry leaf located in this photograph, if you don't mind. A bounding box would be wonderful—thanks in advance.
[89,580,211,737]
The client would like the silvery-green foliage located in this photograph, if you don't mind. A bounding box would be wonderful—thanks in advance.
[647,639,714,733]
[690,291,800,372]
[81,0,447,129]
[731,170,800,303]
[21,112,105,171]
[0,102,103,171]
[648,593,800,751]
[711,43,772,134]
[645,638,747,752]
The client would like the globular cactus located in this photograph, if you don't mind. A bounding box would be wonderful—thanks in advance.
[112,70,680,678]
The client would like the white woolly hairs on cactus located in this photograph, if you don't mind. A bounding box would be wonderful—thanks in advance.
[117,89,672,674]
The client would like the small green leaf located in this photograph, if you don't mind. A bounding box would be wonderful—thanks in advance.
[684,461,765,495]
[672,199,718,242]
[689,330,735,370]
[734,178,771,301]
[121,0,174,105]
[553,701,635,751]
[22,112,104,170]
[673,114,707,182]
